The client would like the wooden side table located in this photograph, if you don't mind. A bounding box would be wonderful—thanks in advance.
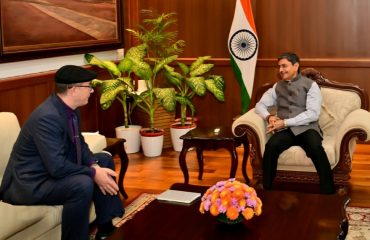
[179,127,249,184]
[104,138,129,199]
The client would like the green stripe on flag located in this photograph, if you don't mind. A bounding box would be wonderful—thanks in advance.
[230,56,251,113]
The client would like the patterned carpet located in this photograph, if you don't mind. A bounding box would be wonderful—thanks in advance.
[347,206,370,240]
[92,194,370,239]
[113,193,158,227]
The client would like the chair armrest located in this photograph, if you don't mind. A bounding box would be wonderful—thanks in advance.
[82,132,107,153]
[232,108,268,153]
[335,109,370,159]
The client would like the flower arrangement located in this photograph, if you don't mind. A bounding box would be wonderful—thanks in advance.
[199,178,262,223]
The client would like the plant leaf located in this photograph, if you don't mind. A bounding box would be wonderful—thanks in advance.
[153,88,176,112]
[177,62,189,75]
[120,77,135,92]
[125,43,147,60]
[117,57,133,73]
[85,54,121,77]
[132,60,153,80]
[153,55,178,74]
[98,79,126,110]
[164,65,183,87]
[189,56,211,71]
[190,63,214,77]
[102,60,121,77]
[205,79,225,102]
[209,75,225,91]
[187,77,206,96]
[84,53,104,68]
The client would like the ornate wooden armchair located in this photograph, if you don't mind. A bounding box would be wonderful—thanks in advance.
[232,68,370,188]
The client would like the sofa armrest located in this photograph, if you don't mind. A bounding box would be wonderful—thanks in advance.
[232,108,268,153]
[335,109,370,159]
[82,132,107,153]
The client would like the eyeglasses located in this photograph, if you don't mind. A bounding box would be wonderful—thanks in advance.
[68,84,93,89]
[75,85,93,89]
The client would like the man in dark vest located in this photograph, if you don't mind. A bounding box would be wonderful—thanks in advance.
[255,52,335,194]
[0,65,124,239]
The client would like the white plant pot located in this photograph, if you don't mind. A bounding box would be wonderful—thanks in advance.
[115,125,142,153]
[170,123,197,152]
[140,128,164,157]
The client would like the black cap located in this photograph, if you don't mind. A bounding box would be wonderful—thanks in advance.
[55,65,97,84]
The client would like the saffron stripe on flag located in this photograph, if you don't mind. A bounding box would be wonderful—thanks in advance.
[228,0,258,113]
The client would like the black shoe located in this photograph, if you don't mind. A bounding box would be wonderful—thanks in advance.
[95,227,116,240]
[95,221,116,240]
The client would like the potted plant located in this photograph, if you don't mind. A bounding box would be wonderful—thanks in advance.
[84,44,150,153]
[127,11,186,156]
[130,54,178,157]
[155,56,225,151]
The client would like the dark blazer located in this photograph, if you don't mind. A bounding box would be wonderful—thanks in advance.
[0,93,95,204]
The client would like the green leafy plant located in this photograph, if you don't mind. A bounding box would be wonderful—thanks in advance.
[130,54,178,130]
[128,11,225,127]
[155,56,225,126]
[126,11,185,61]
[125,11,185,131]
[84,44,152,128]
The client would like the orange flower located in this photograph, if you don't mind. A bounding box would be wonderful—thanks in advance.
[239,198,247,208]
[220,189,231,198]
[210,204,219,216]
[221,198,230,207]
[232,188,244,199]
[242,208,254,220]
[226,206,239,220]
[199,201,205,214]
[199,179,262,223]
[255,206,262,216]
[211,191,219,203]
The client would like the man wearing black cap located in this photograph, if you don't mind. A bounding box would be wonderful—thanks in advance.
[0,65,124,240]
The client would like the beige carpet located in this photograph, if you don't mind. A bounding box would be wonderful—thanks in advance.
[113,193,158,227]
[347,206,370,240]
[93,194,369,239]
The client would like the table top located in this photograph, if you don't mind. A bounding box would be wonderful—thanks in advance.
[180,127,237,141]
[108,183,349,240]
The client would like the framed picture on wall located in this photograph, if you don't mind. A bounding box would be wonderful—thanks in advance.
[0,0,123,62]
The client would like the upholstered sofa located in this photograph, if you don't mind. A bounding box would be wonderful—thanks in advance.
[0,112,108,240]
[232,68,370,189]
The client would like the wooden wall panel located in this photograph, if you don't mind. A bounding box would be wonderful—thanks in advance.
[0,74,53,126]
[0,70,100,132]
[127,0,235,58]
[2,0,370,137]
[256,0,370,58]
[123,0,370,130]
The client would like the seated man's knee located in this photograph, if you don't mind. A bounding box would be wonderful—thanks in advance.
[72,175,94,199]
[265,138,282,150]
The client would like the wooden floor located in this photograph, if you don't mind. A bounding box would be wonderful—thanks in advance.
[118,144,370,208]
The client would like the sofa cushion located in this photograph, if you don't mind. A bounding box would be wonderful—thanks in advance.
[0,202,61,240]
[0,113,20,182]
[319,88,361,138]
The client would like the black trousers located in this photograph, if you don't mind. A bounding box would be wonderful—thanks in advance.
[262,128,335,194]
[38,153,124,240]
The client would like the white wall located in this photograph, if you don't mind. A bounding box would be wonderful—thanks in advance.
[0,49,124,79]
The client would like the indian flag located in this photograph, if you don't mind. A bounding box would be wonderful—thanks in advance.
[228,0,258,113]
